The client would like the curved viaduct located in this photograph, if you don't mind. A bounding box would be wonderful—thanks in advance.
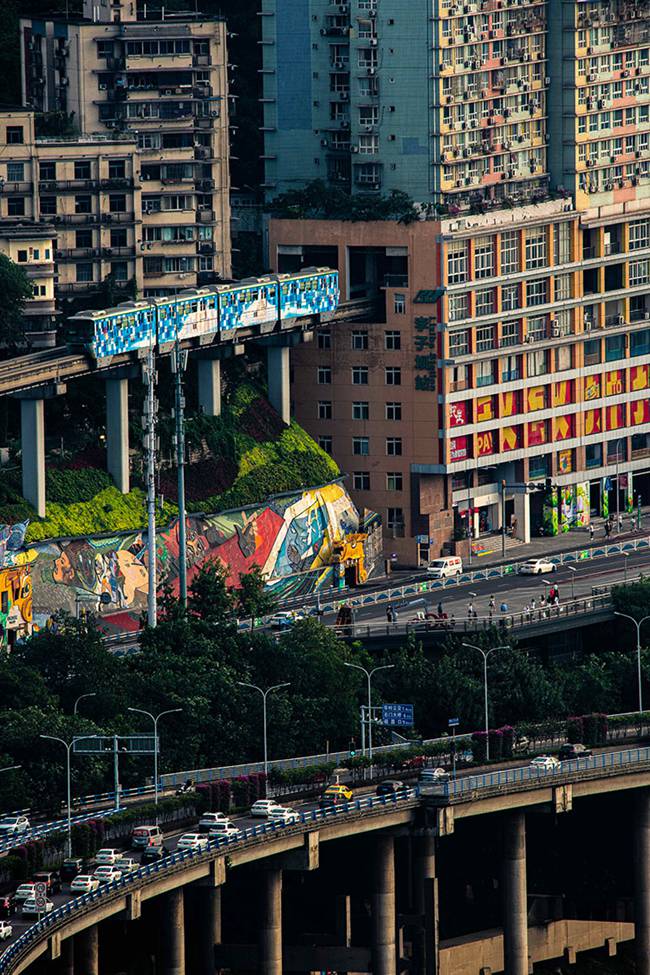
[5,749,650,975]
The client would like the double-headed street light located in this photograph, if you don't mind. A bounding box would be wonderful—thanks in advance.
[40,735,98,858]
[462,643,508,761]
[613,612,650,713]
[73,693,96,716]
[344,662,394,761]
[237,683,291,779]
[127,707,183,815]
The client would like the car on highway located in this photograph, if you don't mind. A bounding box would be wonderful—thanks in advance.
[208,821,242,839]
[115,857,139,874]
[269,611,305,631]
[376,780,406,797]
[419,767,450,783]
[268,806,299,824]
[558,742,593,760]
[95,848,121,865]
[176,832,210,852]
[0,921,12,941]
[519,558,557,575]
[94,865,123,884]
[33,871,61,895]
[60,858,84,883]
[426,556,463,578]
[0,815,30,836]
[530,755,561,770]
[22,898,54,916]
[131,825,163,849]
[13,884,37,903]
[250,800,282,817]
[198,811,230,833]
[141,846,169,865]
[70,875,101,895]
[319,784,353,808]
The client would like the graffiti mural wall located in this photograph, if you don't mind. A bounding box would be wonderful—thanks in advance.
[0,481,380,642]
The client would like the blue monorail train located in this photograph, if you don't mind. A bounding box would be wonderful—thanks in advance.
[65,268,340,361]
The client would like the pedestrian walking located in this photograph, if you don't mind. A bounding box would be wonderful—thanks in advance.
[467,599,474,618]
[589,523,594,542]
[386,605,392,624]
[531,597,536,612]
[540,593,546,608]
[631,515,636,533]
[489,595,495,613]
[618,513,623,533]
[605,520,611,539]
[437,600,443,617]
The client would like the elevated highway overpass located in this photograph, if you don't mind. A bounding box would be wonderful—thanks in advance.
[5,746,650,975]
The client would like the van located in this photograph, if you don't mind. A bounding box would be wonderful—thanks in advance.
[131,825,163,850]
[426,556,463,578]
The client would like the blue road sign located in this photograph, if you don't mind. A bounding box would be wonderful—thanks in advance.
[448,717,460,727]
[382,704,414,727]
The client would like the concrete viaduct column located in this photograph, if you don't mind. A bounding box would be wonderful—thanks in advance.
[75,924,98,975]
[105,376,130,494]
[197,358,222,417]
[635,790,650,975]
[161,888,185,975]
[503,811,529,975]
[413,832,439,975]
[260,868,283,975]
[267,345,290,425]
[20,397,45,518]
[60,936,74,975]
[373,834,397,975]
[199,885,222,975]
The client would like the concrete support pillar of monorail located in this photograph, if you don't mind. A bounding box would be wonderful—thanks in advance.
[15,383,65,519]
[260,868,283,975]
[413,831,439,975]
[161,888,186,975]
[60,936,74,975]
[635,790,650,975]
[199,885,222,975]
[105,376,130,494]
[267,344,291,425]
[75,924,98,975]
[197,357,222,417]
[503,810,529,975]
[373,833,397,975]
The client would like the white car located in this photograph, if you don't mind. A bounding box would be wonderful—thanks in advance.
[0,816,30,836]
[176,832,209,852]
[419,767,450,783]
[115,857,139,874]
[250,800,280,817]
[95,848,121,865]
[22,898,54,916]
[0,921,12,941]
[93,865,122,884]
[268,806,299,825]
[519,558,557,575]
[198,811,229,833]
[13,884,36,902]
[69,875,100,895]
[208,821,242,839]
[530,755,561,770]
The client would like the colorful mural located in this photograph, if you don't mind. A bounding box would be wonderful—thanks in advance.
[0,482,379,640]
[542,482,589,536]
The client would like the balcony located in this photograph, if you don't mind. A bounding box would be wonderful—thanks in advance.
[197,210,215,222]
[1,182,32,194]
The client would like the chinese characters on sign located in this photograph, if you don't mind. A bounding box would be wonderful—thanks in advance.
[381,703,415,727]
[414,317,436,391]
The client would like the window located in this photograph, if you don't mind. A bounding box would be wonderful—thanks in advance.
[352,366,369,384]
[501,354,520,381]
[317,366,332,384]
[74,161,91,180]
[318,401,332,420]
[475,288,495,317]
[6,126,23,145]
[631,329,650,357]
[474,236,495,279]
[447,240,468,284]
[76,230,92,248]
[353,401,369,420]
[75,195,92,214]
[554,274,572,301]
[109,194,127,213]
[16,250,27,263]
[605,334,625,361]
[386,437,402,455]
[40,196,56,215]
[75,263,93,283]
[111,261,128,281]
[7,197,25,216]
[385,401,402,421]
[526,349,548,377]
[358,134,378,154]
[394,293,406,314]
[353,472,370,491]
[502,284,520,311]
[501,321,519,346]
[525,228,547,270]
[476,325,495,352]
[585,443,602,469]
[387,507,405,536]
[630,219,650,251]
[554,222,572,264]
[630,260,650,287]
[39,161,56,181]
[449,329,469,356]
[318,330,331,349]
[319,435,333,453]
[556,345,572,371]
[386,472,403,491]
[110,228,127,247]
[448,293,469,321]
[476,359,495,386]
[108,159,126,179]
[7,162,23,182]
[353,437,370,456]
[384,330,401,350]
[526,279,547,307]
[385,366,401,385]
[584,338,601,365]
[501,230,519,274]
[351,330,369,350]
[526,316,546,342]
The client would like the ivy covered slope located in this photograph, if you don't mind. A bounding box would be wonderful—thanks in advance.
[1,384,339,543]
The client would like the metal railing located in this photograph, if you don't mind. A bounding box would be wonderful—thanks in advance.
[0,808,119,856]
[0,789,419,973]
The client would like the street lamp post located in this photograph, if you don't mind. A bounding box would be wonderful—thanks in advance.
[73,692,97,716]
[623,552,630,583]
[127,707,182,815]
[40,735,98,858]
[344,662,395,761]
[461,643,508,761]
[614,612,650,713]
[237,683,291,779]
[566,565,576,601]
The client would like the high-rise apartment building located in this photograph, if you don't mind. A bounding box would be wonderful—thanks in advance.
[18,0,231,296]
[263,0,650,563]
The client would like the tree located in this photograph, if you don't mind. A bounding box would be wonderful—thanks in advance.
[187,559,236,628]
[0,254,33,348]
[237,566,277,629]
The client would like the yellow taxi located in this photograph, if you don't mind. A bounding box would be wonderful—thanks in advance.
[319,783,353,808]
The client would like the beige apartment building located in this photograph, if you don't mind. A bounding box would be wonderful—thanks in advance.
[14,0,230,298]
[0,220,56,345]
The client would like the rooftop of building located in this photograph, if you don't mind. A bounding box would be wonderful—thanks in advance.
[21,11,225,27]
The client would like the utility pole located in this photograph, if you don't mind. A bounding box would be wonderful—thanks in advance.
[142,348,158,627]
[171,336,188,607]
[501,479,507,557]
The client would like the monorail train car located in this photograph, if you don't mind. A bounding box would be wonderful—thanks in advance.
[65,268,339,361]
